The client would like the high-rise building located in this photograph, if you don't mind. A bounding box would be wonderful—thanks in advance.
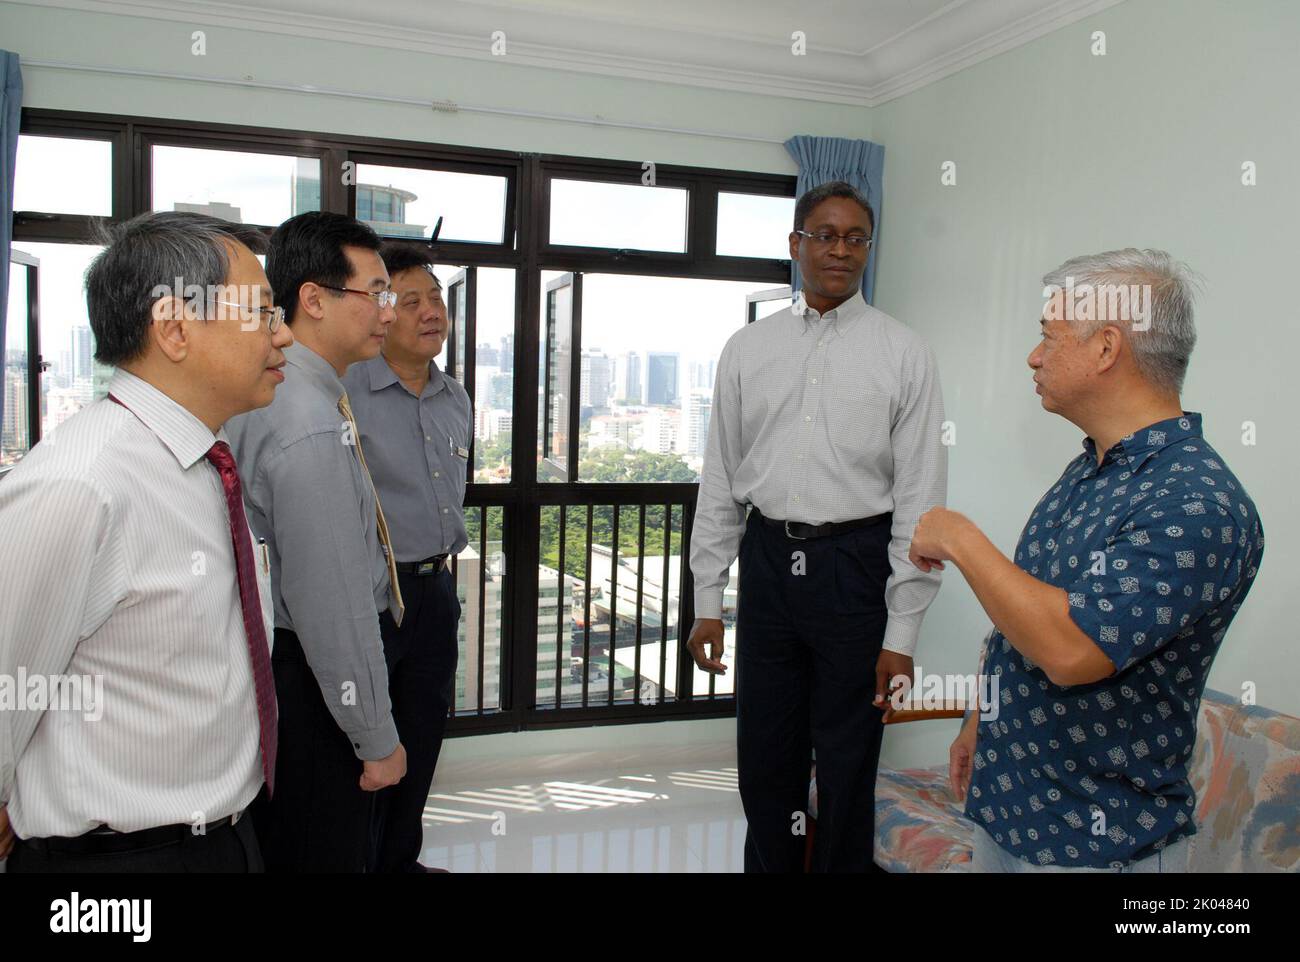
[292,157,322,215]
[2,355,30,461]
[490,371,513,411]
[624,352,642,404]
[646,352,678,407]
[690,359,717,392]
[499,335,514,373]
[487,410,512,441]
[354,183,425,238]
[174,201,244,221]
[71,326,93,382]
[635,408,679,456]
[685,390,713,457]
[580,351,612,411]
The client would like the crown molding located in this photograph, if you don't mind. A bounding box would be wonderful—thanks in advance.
[11,0,1130,107]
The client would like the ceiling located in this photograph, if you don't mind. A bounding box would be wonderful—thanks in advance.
[30,0,1129,105]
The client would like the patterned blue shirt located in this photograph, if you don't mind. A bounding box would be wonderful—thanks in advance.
[964,412,1264,868]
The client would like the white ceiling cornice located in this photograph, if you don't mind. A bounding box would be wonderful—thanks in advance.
[13,0,1130,107]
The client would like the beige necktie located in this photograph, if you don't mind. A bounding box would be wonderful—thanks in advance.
[338,392,405,627]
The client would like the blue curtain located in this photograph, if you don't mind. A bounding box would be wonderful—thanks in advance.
[0,51,21,443]
[784,135,885,304]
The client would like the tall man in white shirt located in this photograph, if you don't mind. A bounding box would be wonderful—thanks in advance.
[687,182,948,872]
[0,211,293,872]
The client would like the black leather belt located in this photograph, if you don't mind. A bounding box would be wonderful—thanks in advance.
[759,511,890,541]
[22,811,245,857]
[394,554,448,576]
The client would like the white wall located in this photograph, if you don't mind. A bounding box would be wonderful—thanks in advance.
[869,0,1299,768]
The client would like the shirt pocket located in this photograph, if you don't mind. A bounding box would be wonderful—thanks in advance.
[249,531,275,654]
[825,380,894,469]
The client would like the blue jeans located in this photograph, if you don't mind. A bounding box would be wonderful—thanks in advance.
[970,825,1190,873]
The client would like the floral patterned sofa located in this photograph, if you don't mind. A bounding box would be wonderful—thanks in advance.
[809,688,1300,872]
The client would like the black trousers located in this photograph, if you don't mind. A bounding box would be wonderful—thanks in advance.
[7,813,263,873]
[736,508,891,873]
[250,627,373,873]
[369,566,461,873]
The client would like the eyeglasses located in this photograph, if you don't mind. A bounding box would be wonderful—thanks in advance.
[321,285,398,308]
[794,230,873,250]
[214,300,286,333]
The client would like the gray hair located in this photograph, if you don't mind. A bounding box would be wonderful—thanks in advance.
[1041,248,1200,395]
[86,211,268,366]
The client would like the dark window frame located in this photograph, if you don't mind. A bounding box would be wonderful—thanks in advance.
[347,151,518,251]
[2,248,41,474]
[13,107,797,735]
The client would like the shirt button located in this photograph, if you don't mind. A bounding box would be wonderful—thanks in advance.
[793,495,800,502]
[433,471,440,478]
[442,508,449,514]
[425,435,431,441]
[804,415,812,422]
[810,378,818,384]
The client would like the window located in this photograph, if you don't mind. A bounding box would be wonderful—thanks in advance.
[747,286,793,324]
[455,506,506,714]
[14,135,113,217]
[539,273,574,482]
[151,145,320,226]
[539,272,785,483]
[716,191,796,260]
[536,502,689,708]
[421,264,516,484]
[15,108,797,733]
[549,179,688,252]
[355,164,508,244]
[3,253,37,467]
[12,243,110,435]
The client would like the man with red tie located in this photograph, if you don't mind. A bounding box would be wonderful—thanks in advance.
[0,211,292,872]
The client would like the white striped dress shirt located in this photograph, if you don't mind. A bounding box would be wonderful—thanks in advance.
[690,291,948,656]
[0,369,267,839]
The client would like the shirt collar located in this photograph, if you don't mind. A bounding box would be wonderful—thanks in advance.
[791,289,869,337]
[364,353,447,398]
[1082,411,1203,474]
[284,341,345,403]
[106,368,218,470]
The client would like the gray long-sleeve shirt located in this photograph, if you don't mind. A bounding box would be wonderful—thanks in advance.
[340,355,473,561]
[226,342,397,760]
[689,290,948,656]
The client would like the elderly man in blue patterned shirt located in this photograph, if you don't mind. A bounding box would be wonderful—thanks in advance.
[907,249,1264,871]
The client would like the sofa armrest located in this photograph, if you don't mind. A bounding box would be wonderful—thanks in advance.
[886,707,966,725]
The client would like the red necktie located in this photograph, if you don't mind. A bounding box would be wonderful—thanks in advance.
[205,440,279,797]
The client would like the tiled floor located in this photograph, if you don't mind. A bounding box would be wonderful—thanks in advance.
[418,743,749,872]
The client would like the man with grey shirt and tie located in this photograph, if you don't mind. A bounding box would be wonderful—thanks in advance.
[686,182,948,872]
[342,242,471,873]
[227,212,408,873]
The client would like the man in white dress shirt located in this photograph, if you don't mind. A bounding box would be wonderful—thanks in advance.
[0,211,293,872]
[687,181,948,872]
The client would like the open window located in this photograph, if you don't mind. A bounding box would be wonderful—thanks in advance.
[540,272,578,483]
[3,249,40,469]
[148,141,323,227]
[746,285,793,324]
